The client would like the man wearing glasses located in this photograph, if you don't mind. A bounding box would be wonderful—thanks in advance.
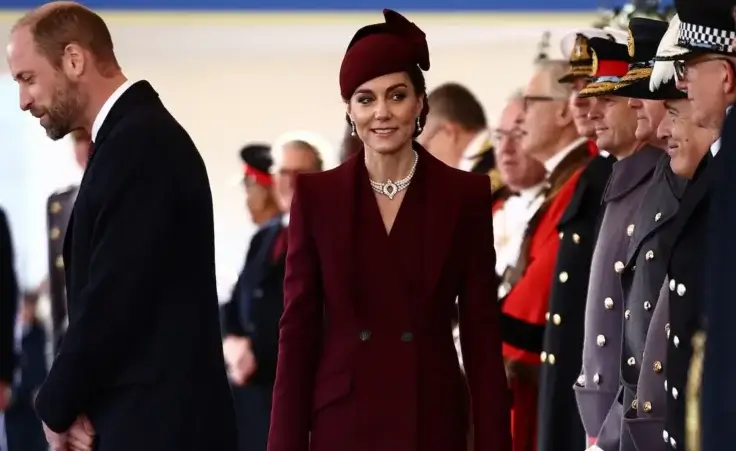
[536,29,618,451]
[499,58,591,451]
[663,0,736,449]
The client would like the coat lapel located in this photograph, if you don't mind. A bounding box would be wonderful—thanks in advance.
[419,147,461,300]
[331,155,361,318]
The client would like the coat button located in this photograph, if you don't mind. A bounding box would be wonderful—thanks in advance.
[631,398,638,409]
[673,336,680,347]
[50,227,61,239]
[669,437,677,448]
[545,312,550,321]
[663,430,669,442]
[559,231,564,239]
[653,361,663,373]
[644,301,652,311]
[669,279,676,291]
[676,283,686,296]
[604,297,614,309]
[645,250,654,260]
[547,354,556,364]
[55,255,64,269]
[664,379,668,391]
[655,212,662,221]
[614,261,625,273]
[359,330,372,341]
[627,224,635,236]
[596,334,606,347]
[559,271,569,283]
[665,323,671,338]
[401,331,414,342]
[50,201,62,214]
[643,401,652,413]
[540,351,547,363]
[593,373,601,384]
[576,374,585,386]
[625,309,631,320]
[572,233,581,243]
[553,314,562,325]
[672,387,679,399]
[627,357,636,366]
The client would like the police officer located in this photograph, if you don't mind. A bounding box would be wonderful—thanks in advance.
[658,0,736,448]
[572,36,665,451]
[536,29,616,451]
[46,129,91,352]
[220,143,285,451]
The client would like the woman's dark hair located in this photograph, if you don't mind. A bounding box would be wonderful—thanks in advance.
[343,65,428,138]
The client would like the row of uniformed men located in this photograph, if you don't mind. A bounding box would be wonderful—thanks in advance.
[487,1,735,450]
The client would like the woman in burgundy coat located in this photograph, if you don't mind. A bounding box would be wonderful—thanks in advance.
[267,9,511,451]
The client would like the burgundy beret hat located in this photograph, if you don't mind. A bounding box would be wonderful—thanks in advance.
[339,9,430,100]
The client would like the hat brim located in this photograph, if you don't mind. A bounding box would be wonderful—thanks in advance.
[579,78,628,98]
[558,66,594,84]
[613,78,687,100]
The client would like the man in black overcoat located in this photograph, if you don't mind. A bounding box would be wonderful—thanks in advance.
[6,3,237,451]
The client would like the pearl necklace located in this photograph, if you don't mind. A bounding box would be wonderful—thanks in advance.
[368,150,419,200]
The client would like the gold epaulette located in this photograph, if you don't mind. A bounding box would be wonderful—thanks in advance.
[686,331,705,451]
[489,168,504,193]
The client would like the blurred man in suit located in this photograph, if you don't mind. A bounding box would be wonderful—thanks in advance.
[6,3,237,450]
[221,144,284,451]
[0,207,18,414]
[419,83,503,191]
[47,129,91,353]
[5,291,48,451]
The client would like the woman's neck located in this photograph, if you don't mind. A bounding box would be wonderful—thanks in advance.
[364,142,416,182]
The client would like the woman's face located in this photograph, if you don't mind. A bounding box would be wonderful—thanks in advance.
[347,71,423,155]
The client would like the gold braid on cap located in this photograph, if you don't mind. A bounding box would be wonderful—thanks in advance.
[627,27,635,58]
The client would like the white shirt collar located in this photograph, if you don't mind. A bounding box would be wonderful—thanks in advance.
[517,182,546,201]
[543,137,587,174]
[459,130,491,171]
[282,213,290,226]
[91,80,134,142]
[711,137,721,157]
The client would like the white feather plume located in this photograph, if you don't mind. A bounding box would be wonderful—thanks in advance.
[650,14,689,92]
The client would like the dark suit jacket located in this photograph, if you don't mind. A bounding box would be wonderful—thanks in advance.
[0,206,18,384]
[221,219,285,385]
[702,107,735,451]
[268,145,511,451]
[34,81,237,451]
[537,153,614,451]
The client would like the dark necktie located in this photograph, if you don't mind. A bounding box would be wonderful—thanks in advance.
[271,229,288,263]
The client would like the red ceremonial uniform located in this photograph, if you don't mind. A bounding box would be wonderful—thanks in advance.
[499,141,591,451]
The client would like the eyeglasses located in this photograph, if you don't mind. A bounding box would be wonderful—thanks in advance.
[522,95,566,111]
[674,57,736,82]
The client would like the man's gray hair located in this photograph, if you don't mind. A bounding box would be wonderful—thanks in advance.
[534,59,574,99]
[508,88,525,101]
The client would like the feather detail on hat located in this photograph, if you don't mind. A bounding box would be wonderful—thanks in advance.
[383,9,430,70]
[601,27,629,44]
[650,14,685,92]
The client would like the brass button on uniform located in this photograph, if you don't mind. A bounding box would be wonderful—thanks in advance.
[540,351,547,363]
[677,283,686,296]
[672,387,679,399]
[559,232,564,239]
[644,301,652,311]
[576,374,585,385]
[627,224,635,236]
[631,398,638,409]
[604,297,614,310]
[645,250,654,260]
[596,334,606,347]
[673,336,680,347]
[50,227,61,240]
[547,354,556,364]
[593,373,601,384]
[669,437,677,448]
[627,357,636,366]
[643,401,652,413]
[545,312,550,321]
[359,330,372,341]
[614,261,625,273]
[559,271,569,283]
[50,201,62,214]
[572,233,581,243]
[55,255,64,269]
[655,212,662,221]
[553,314,562,325]
[400,331,414,342]
[669,278,676,291]
[665,323,671,338]
[654,361,663,373]
[625,309,631,320]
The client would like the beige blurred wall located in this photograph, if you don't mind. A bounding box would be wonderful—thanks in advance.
[0,11,596,295]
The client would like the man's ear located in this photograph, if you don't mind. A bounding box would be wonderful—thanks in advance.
[722,59,736,95]
[62,43,85,79]
[557,101,574,127]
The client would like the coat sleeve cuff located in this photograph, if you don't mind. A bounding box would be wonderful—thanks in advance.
[34,352,85,433]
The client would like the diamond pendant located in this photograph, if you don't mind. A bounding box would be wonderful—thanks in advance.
[382,180,398,199]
